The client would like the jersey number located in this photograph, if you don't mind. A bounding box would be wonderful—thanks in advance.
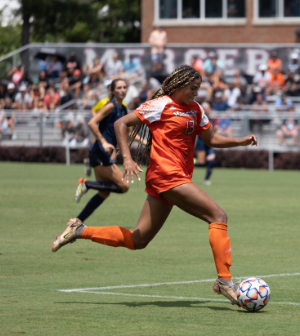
[185,120,194,135]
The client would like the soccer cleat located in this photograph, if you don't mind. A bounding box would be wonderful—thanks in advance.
[213,279,239,306]
[75,177,88,203]
[203,180,212,186]
[52,218,84,252]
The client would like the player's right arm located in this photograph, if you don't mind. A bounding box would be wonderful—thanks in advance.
[88,103,115,154]
[114,112,143,183]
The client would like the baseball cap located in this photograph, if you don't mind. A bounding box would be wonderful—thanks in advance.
[291,53,299,59]
[259,64,268,71]
[8,83,15,90]
[19,85,27,92]
[215,91,223,98]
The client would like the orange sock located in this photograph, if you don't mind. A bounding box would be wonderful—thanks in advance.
[81,226,135,250]
[208,222,232,280]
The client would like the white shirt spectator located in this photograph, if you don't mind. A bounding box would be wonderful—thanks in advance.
[224,87,241,107]
[253,71,272,89]
[106,58,123,78]
[15,92,33,105]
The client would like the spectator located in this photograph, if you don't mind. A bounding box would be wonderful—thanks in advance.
[151,62,168,84]
[38,71,49,89]
[276,112,299,146]
[6,82,16,101]
[0,83,6,103]
[20,71,33,89]
[215,113,232,138]
[284,70,298,96]
[266,68,285,96]
[145,71,161,91]
[7,63,24,85]
[250,93,269,131]
[0,105,15,139]
[106,52,123,79]
[88,57,103,87]
[123,81,139,109]
[211,91,230,111]
[61,112,89,147]
[30,79,45,101]
[66,52,81,78]
[44,87,60,110]
[252,64,272,94]
[211,69,227,93]
[32,97,48,118]
[228,69,247,88]
[275,93,293,112]
[47,56,63,80]
[69,69,82,98]
[224,82,241,109]
[197,74,213,102]
[287,53,299,74]
[59,78,73,107]
[202,51,224,75]
[123,55,141,77]
[267,51,283,74]
[190,55,203,75]
[15,85,33,110]
[148,25,167,64]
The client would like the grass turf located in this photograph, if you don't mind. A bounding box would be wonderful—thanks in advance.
[0,162,299,335]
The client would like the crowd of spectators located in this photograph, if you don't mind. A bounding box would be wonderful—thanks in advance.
[0,32,299,146]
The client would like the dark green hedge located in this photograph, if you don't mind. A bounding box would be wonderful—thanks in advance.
[0,146,299,170]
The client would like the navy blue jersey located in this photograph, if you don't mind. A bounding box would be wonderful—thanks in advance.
[90,98,127,153]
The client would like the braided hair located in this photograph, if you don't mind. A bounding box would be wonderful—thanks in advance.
[128,65,201,165]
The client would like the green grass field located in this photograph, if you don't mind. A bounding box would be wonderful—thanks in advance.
[1,162,299,335]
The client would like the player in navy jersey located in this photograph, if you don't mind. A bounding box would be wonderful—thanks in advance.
[194,102,215,185]
[74,78,144,221]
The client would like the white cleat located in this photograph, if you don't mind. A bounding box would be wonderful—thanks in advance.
[75,178,88,203]
[52,218,84,252]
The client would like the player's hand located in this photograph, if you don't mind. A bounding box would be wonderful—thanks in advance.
[240,135,258,147]
[102,142,115,155]
[122,157,143,184]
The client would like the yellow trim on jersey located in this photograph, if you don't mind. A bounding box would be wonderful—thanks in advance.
[93,97,127,113]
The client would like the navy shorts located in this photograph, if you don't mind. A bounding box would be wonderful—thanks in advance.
[195,136,214,156]
[89,149,114,168]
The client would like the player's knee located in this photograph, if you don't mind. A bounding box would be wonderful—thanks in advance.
[121,184,129,193]
[212,207,227,223]
[134,240,149,250]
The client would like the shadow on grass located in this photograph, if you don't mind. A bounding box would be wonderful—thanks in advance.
[55,300,237,311]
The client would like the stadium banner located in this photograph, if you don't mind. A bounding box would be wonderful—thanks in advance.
[29,43,300,78]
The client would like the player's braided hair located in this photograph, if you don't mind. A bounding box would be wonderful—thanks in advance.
[128,65,201,165]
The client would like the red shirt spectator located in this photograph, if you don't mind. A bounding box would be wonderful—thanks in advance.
[44,88,60,109]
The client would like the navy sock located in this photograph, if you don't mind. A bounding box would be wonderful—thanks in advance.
[85,180,123,194]
[77,193,105,222]
[194,162,205,167]
[205,160,214,180]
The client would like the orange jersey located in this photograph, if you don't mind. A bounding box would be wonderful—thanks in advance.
[134,95,211,183]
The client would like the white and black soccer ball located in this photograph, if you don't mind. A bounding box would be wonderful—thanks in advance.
[237,277,271,311]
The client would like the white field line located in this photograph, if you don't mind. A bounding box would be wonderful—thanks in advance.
[68,291,300,306]
[59,272,300,293]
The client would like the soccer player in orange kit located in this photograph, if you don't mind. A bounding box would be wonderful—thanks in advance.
[52,65,257,306]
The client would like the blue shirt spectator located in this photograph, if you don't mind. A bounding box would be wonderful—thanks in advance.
[212,92,230,111]
[123,56,140,74]
[203,51,224,74]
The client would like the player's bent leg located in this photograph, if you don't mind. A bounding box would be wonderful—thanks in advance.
[81,194,172,250]
[132,195,173,249]
[162,183,238,305]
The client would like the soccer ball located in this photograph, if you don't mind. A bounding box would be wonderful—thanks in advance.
[237,277,271,311]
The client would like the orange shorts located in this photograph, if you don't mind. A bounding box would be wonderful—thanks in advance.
[145,175,193,205]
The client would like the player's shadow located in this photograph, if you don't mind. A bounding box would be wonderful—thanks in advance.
[56,300,236,311]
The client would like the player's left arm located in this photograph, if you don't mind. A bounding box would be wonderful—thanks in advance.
[200,125,258,148]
